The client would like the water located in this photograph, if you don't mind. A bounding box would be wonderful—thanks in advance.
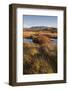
[24,38,57,44]
[24,38,33,43]
[51,39,57,44]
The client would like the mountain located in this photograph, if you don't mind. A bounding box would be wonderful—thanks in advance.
[30,26,48,30]
[24,26,57,32]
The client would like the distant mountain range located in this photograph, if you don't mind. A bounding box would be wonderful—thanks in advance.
[30,26,48,29]
[24,26,57,32]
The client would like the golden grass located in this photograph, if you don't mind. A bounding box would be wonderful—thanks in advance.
[23,30,57,74]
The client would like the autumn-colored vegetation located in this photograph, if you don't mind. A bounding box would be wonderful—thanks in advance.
[23,27,57,74]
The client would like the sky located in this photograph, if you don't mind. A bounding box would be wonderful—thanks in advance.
[23,15,57,28]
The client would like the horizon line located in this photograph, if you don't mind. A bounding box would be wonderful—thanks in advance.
[23,26,57,28]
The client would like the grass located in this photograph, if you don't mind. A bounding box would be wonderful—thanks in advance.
[23,29,57,75]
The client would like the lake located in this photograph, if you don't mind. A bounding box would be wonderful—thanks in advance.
[24,38,33,43]
[51,39,57,44]
[24,38,57,44]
